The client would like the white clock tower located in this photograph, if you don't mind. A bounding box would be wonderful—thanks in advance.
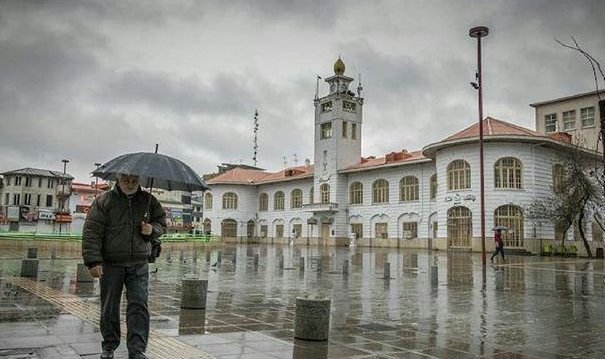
[310,58,364,243]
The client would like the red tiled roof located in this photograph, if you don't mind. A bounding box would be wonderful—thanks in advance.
[207,168,270,185]
[444,117,538,141]
[342,150,428,172]
[257,165,314,184]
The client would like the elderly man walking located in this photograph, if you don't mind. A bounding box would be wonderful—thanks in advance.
[82,174,166,359]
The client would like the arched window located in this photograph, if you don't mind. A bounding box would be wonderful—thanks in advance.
[222,192,238,209]
[494,205,524,247]
[259,193,268,211]
[372,179,389,203]
[203,218,211,235]
[309,187,314,204]
[447,160,471,190]
[246,220,255,238]
[430,174,437,200]
[447,206,472,247]
[349,182,363,204]
[552,164,565,193]
[274,191,285,210]
[495,157,522,189]
[221,219,237,237]
[399,176,419,202]
[320,184,330,204]
[204,192,213,210]
[291,189,302,209]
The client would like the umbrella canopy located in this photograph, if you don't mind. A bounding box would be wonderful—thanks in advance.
[92,152,209,192]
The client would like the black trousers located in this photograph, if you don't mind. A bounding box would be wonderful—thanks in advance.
[491,244,505,260]
[100,263,149,358]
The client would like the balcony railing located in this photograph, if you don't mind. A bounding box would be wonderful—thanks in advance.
[302,202,339,212]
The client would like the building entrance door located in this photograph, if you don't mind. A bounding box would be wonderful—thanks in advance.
[321,224,330,246]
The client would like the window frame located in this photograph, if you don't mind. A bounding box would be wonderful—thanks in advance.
[581,106,595,128]
[291,189,302,209]
[447,160,471,191]
[320,122,333,140]
[399,176,419,202]
[372,179,389,204]
[430,174,437,200]
[274,191,285,210]
[222,192,238,210]
[562,110,576,130]
[544,113,557,133]
[320,183,330,204]
[349,182,363,205]
[494,157,522,189]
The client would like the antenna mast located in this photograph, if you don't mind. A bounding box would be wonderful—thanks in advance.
[253,109,259,167]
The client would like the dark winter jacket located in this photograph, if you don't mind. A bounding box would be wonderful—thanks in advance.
[82,186,166,268]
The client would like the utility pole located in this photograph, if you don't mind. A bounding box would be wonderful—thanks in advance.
[59,159,69,235]
[253,109,259,167]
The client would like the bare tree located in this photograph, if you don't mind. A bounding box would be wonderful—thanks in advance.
[527,144,602,258]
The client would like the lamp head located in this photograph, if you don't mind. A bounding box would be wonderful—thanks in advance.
[469,26,489,38]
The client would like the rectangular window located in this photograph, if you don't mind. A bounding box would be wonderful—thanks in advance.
[14,176,22,186]
[38,177,42,187]
[544,113,557,133]
[47,178,54,188]
[275,224,284,238]
[375,222,388,239]
[25,177,32,187]
[4,193,9,205]
[6,177,10,186]
[342,121,348,138]
[46,194,53,207]
[24,193,31,205]
[351,123,357,140]
[320,122,332,139]
[351,223,363,239]
[562,110,576,130]
[402,222,418,239]
[36,194,41,206]
[12,193,20,205]
[581,106,595,128]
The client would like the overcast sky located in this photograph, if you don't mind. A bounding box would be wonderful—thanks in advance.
[1,0,604,182]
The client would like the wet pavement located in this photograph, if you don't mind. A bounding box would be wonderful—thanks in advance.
[1,240,605,358]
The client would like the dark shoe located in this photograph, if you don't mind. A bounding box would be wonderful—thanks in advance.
[100,350,114,359]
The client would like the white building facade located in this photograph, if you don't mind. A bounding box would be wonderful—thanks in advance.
[204,60,603,255]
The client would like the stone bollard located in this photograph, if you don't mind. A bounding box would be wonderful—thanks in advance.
[384,262,390,279]
[27,248,38,259]
[495,269,504,290]
[180,279,208,309]
[342,260,349,275]
[20,259,39,277]
[206,251,211,262]
[179,250,184,261]
[431,265,438,287]
[294,296,331,341]
[51,249,57,260]
[217,251,222,263]
[299,257,305,272]
[254,254,259,267]
[278,255,284,269]
[77,263,94,282]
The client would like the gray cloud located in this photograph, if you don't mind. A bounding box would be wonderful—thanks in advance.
[0,0,604,182]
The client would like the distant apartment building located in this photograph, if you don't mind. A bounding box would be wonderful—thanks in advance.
[0,168,74,232]
[68,181,110,233]
[531,90,605,152]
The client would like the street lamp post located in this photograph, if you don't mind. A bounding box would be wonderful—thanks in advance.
[469,26,489,282]
[59,159,69,235]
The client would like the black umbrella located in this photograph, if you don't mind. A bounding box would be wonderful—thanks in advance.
[92,151,208,192]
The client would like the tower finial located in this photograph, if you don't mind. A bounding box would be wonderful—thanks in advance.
[357,73,363,97]
[334,57,345,75]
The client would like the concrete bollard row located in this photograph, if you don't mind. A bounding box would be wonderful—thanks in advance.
[294,296,331,341]
[21,259,38,277]
[181,279,208,309]
[77,263,94,282]
[383,262,390,279]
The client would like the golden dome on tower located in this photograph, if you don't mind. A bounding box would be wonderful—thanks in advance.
[334,58,345,75]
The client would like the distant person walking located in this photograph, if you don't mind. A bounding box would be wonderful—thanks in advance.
[82,174,166,359]
[490,228,505,262]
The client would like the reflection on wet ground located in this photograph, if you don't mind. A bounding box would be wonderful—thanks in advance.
[1,240,605,358]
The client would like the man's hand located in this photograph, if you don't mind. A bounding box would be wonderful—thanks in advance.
[141,221,153,236]
[89,265,103,278]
